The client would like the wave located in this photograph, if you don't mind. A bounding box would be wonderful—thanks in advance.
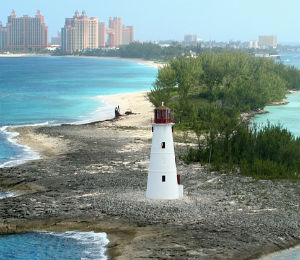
[0,123,51,168]
[0,191,15,199]
[37,231,109,260]
[0,94,119,168]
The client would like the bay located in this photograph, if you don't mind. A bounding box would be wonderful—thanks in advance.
[252,51,300,137]
[0,56,157,167]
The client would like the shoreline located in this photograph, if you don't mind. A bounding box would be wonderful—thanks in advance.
[1,90,152,169]
[0,53,165,69]
[0,90,299,259]
[0,54,160,168]
[0,56,299,259]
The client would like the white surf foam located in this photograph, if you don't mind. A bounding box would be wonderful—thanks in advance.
[0,191,15,199]
[38,231,109,260]
[0,123,51,168]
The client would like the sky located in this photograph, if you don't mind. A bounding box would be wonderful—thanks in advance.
[0,0,299,43]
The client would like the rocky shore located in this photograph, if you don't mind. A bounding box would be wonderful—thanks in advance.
[0,92,299,260]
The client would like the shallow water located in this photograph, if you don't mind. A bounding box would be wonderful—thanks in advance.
[258,245,300,260]
[252,51,300,137]
[0,231,109,260]
[0,56,157,167]
[252,92,300,137]
[0,191,14,199]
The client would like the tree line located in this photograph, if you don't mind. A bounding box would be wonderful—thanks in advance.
[148,52,300,179]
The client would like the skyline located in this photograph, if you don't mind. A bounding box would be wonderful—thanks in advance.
[0,0,299,43]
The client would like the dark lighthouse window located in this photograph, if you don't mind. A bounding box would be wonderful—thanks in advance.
[161,142,165,148]
[162,175,166,182]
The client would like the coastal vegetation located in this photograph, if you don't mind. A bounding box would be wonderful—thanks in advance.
[54,42,203,61]
[148,52,300,179]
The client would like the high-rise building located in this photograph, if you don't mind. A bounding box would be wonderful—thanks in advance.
[184,34,197,43]
[6,10,48,51]
[258,35,277,48]
[98,22,106,48]
[51,31,61,45]
[249,40,259,49]
[0,22,7,51]
[122,26,134,45]
[107,17,122,48]
[61,11,98,53]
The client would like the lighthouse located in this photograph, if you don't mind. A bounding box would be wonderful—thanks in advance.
[146,103,184,199]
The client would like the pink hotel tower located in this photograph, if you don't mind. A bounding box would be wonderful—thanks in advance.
[6,10,48,51]
[62,12,134,53]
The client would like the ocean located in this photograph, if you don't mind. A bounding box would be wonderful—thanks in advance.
[252,51,300,137]
[0,231,109,260]
[0,56,157,167]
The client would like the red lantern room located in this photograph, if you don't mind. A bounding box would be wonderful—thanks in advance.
[154,102,172,124]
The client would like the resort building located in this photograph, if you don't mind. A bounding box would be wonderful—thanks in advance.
[61,13,134,51]
[98,22,106,48]
[249,40,259,49]
[0,22,7,51]
[258,35,277,48]
[107,17,122,48]
[51,31,61,45]
[184,34,197,43]
[6,10,48,51]
[61,11,98,53]
[98,18,134,48]
[122,26,134,45]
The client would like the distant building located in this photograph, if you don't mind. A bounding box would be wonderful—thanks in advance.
[51,31,61,45]
[249,40,259,49]
[98,22,106,48]
[61,11,98,53]
[98,18,134,48]
[259,35,277,48]
[0,22,7,51]
[122,26,134,45]
[107,17,122,48]
[184,34,197,43]
[6,10,48,51]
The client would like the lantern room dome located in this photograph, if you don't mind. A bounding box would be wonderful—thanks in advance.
[154,102,172,124]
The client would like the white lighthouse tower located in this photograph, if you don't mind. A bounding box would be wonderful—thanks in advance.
[146,103,183,199]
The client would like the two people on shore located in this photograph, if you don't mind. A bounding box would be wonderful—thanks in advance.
[115,105,121,118]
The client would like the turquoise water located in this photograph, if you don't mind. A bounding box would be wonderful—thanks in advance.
[0,56,157,167]
[258,246,300,260]
[252,51,300,137]
[0,191,14,199]
[253,92,300,137]
[0,231,109,260]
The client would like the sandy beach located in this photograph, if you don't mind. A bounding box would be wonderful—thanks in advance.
[0,53,165,69]
[0,89,299,259]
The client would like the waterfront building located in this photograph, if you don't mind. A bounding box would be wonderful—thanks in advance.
[0,22,7,51]
[61,11,98,53]
[107,17,122,48]
[6,10,48,51]
[184,34,197,43]
[61,13,134,50]
[51,31,61,45]
[249,40,259,49]
[98,22,106,47]
[122,26,134,45]
[146,103,184,199]
[259,35,277,48]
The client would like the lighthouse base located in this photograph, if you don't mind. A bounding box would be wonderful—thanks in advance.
[146,184,184,200]
[178,185,184,198]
